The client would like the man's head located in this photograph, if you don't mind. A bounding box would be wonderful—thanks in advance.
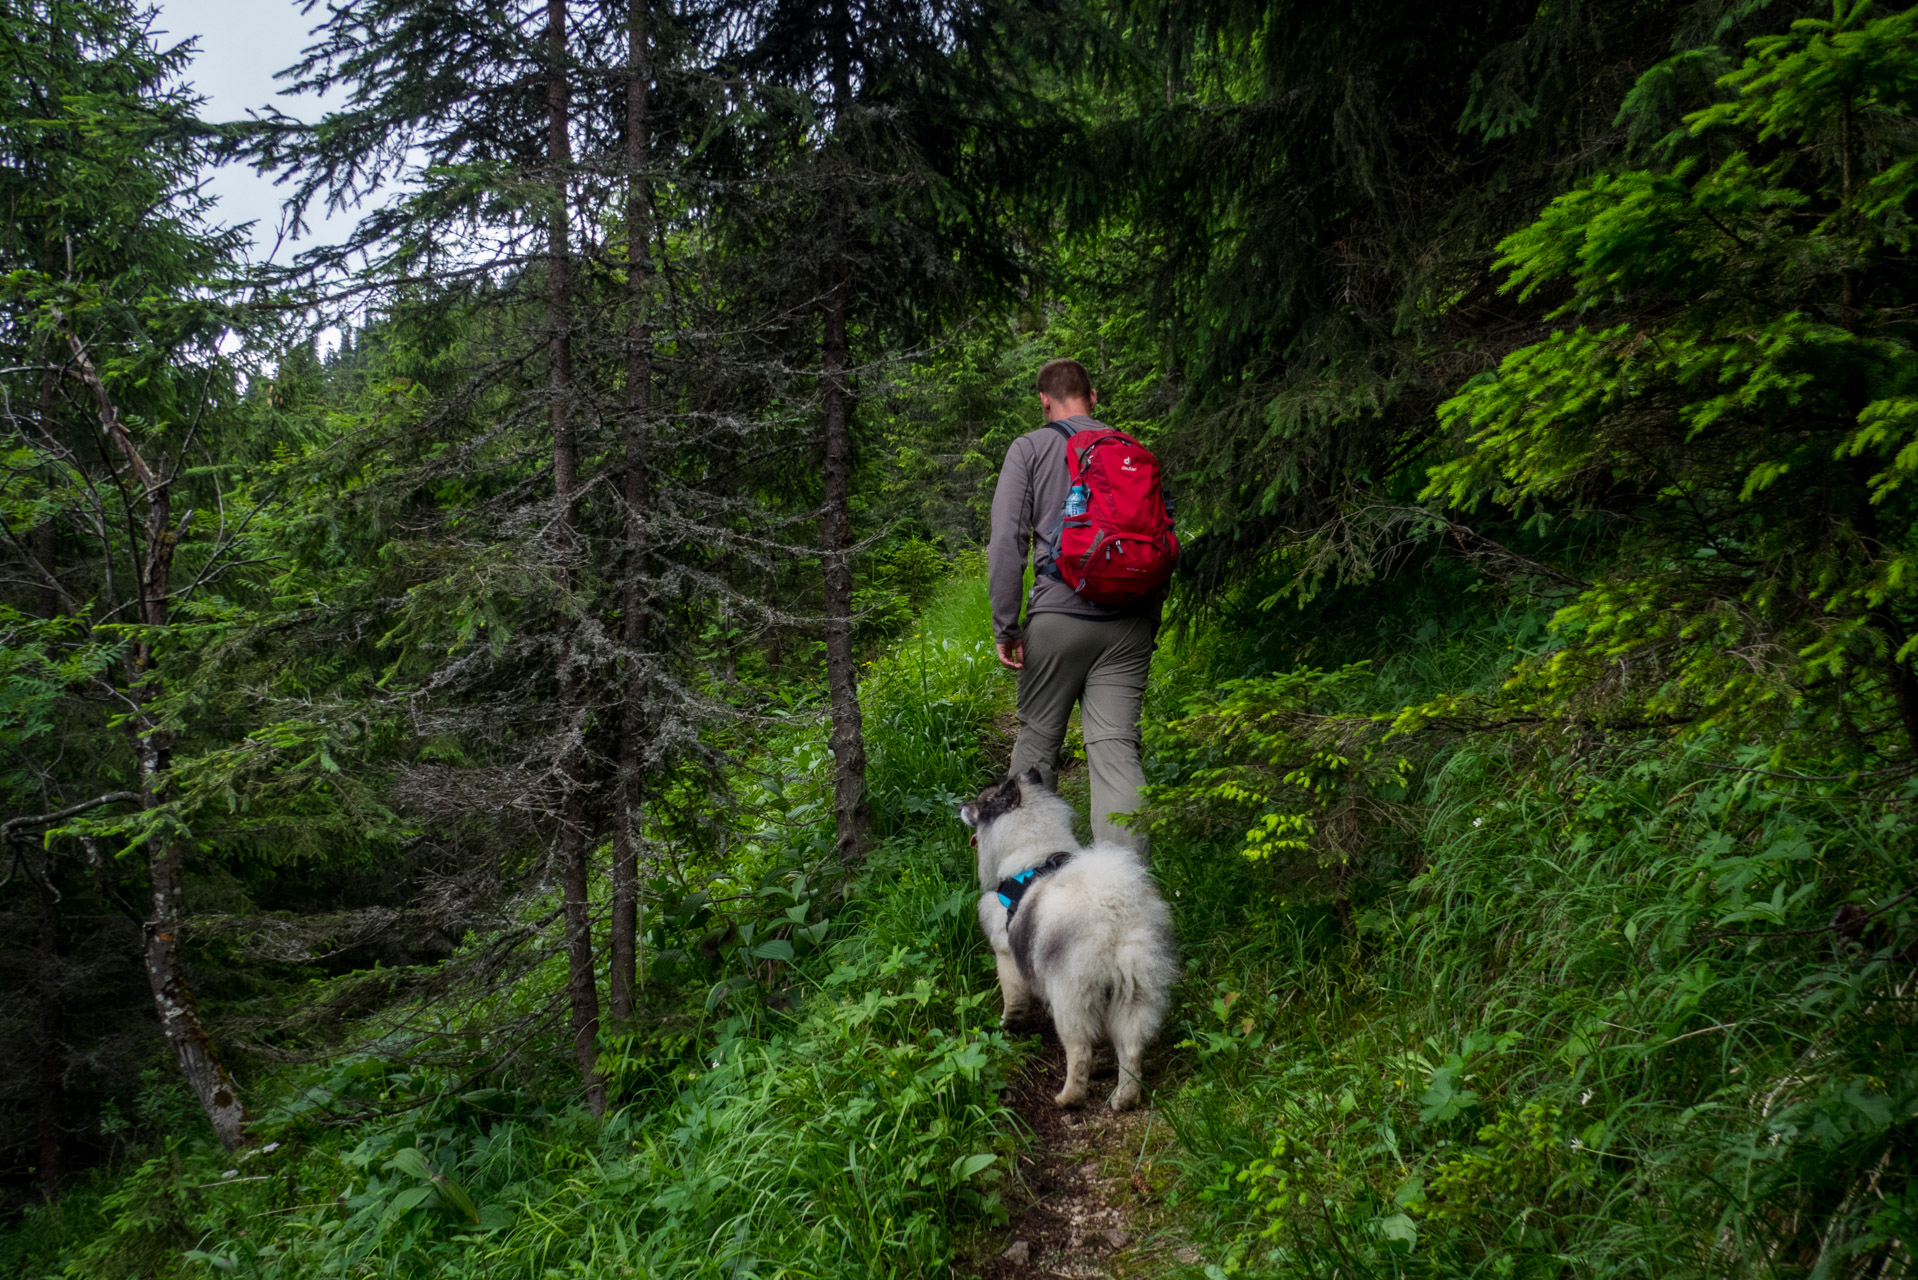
[1036,358,1096,422]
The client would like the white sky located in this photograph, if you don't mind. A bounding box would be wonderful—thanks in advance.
[151,0,354,263]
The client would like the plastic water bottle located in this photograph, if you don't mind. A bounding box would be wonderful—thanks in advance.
[1064,483,1088,518]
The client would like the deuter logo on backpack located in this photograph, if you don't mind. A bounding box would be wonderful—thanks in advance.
[1044,424,1179,606]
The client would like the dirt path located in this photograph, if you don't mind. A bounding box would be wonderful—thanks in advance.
[967,740,1197,1277]
[974,1026,1195,1279]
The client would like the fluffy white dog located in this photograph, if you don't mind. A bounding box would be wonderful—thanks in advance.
[959,769,1178,1110]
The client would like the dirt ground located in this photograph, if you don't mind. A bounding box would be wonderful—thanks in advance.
[970,1025,1198,1279]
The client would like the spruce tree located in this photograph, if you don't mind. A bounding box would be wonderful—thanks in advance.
[724,0,1033,862]
[1069,0,1796,598]
[611,0,654,1019]
[0,0,261,1151]
[247,0,800,1101]
[1427,2,1918,760]
[252,0,628,1109]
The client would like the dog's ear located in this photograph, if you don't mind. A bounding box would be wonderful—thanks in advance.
[964,776,1024,830]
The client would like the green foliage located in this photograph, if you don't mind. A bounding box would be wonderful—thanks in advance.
[1148,637,1918,1277]
[855,537,954,643]
[1142,665,1411,891]
[1070,0,1725,594]
[2,571,1025,1279]
[1429,1,1918,757]
[15,6,1918,1280]
[6,850,1021,1280]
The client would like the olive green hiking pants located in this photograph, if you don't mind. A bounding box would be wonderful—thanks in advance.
[1008,611,1156,855]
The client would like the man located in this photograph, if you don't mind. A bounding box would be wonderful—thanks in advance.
[987,358,1160,854]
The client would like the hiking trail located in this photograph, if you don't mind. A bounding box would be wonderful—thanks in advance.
[968,718,1199,1276]
[972,1018,1196,1276]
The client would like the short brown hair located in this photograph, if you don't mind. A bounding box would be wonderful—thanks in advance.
[1035,358,1093,403]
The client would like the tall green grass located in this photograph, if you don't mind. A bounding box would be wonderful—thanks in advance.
[863,571,1014,836]
[0,571,1029,1280]
[1142,593,1918,1279]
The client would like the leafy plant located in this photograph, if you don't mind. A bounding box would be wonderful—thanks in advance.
[1143,664,1415,926]
[1428,1,1918,762]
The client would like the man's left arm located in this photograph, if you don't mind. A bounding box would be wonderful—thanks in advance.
[986,436,1033,667]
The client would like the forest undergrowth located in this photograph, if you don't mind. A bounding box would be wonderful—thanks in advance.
[10,567,1914,1279]
[1,582,1032,1279]
[1139,576,1918,1280]
[8,6,1918,1273]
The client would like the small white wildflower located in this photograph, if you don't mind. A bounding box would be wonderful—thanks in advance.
[1580,1091,1593,1105]
[1472,817,1483,827]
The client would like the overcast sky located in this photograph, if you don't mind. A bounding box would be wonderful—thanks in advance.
[151,0,353,261]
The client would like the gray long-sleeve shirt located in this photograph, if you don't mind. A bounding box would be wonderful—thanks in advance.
[987,415,1159,643]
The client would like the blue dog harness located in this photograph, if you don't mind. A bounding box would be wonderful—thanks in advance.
[996,851,1073,919]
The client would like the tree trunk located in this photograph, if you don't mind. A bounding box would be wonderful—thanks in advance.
[33,395,63,1194]
[1869,606,1918,757]
[67,331,249,1151]
[1841,96,1858,314]
[134,482,247,1151]
[610,0,653,1022]
[821,2,869,864]
[546,0,604,1116]
[144,812,248,1150]
[34,853,62,1198]
[35,518,56,619]
[36,367,63,618]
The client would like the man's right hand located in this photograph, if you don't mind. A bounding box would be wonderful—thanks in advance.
[995,639,1023,670]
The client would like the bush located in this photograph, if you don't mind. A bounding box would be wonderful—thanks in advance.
[1150,700,1918,1278]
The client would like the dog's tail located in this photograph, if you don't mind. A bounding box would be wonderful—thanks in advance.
[1101,934,1177,1047]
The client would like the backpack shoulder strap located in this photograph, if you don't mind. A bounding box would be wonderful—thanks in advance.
[1045,421,1074,443]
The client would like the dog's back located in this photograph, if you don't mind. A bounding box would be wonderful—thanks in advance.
[960,770,1178,1109]
[1010,843,1178,1109]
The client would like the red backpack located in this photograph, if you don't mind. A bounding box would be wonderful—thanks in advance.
[1043,422,1179,607]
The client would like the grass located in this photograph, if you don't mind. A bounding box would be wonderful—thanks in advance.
[1137,577,1918,1279]
[3,832,1027,1280]
[11,564,1915,1280]
[863,570,1016,837]
[0,571,1028,1280]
